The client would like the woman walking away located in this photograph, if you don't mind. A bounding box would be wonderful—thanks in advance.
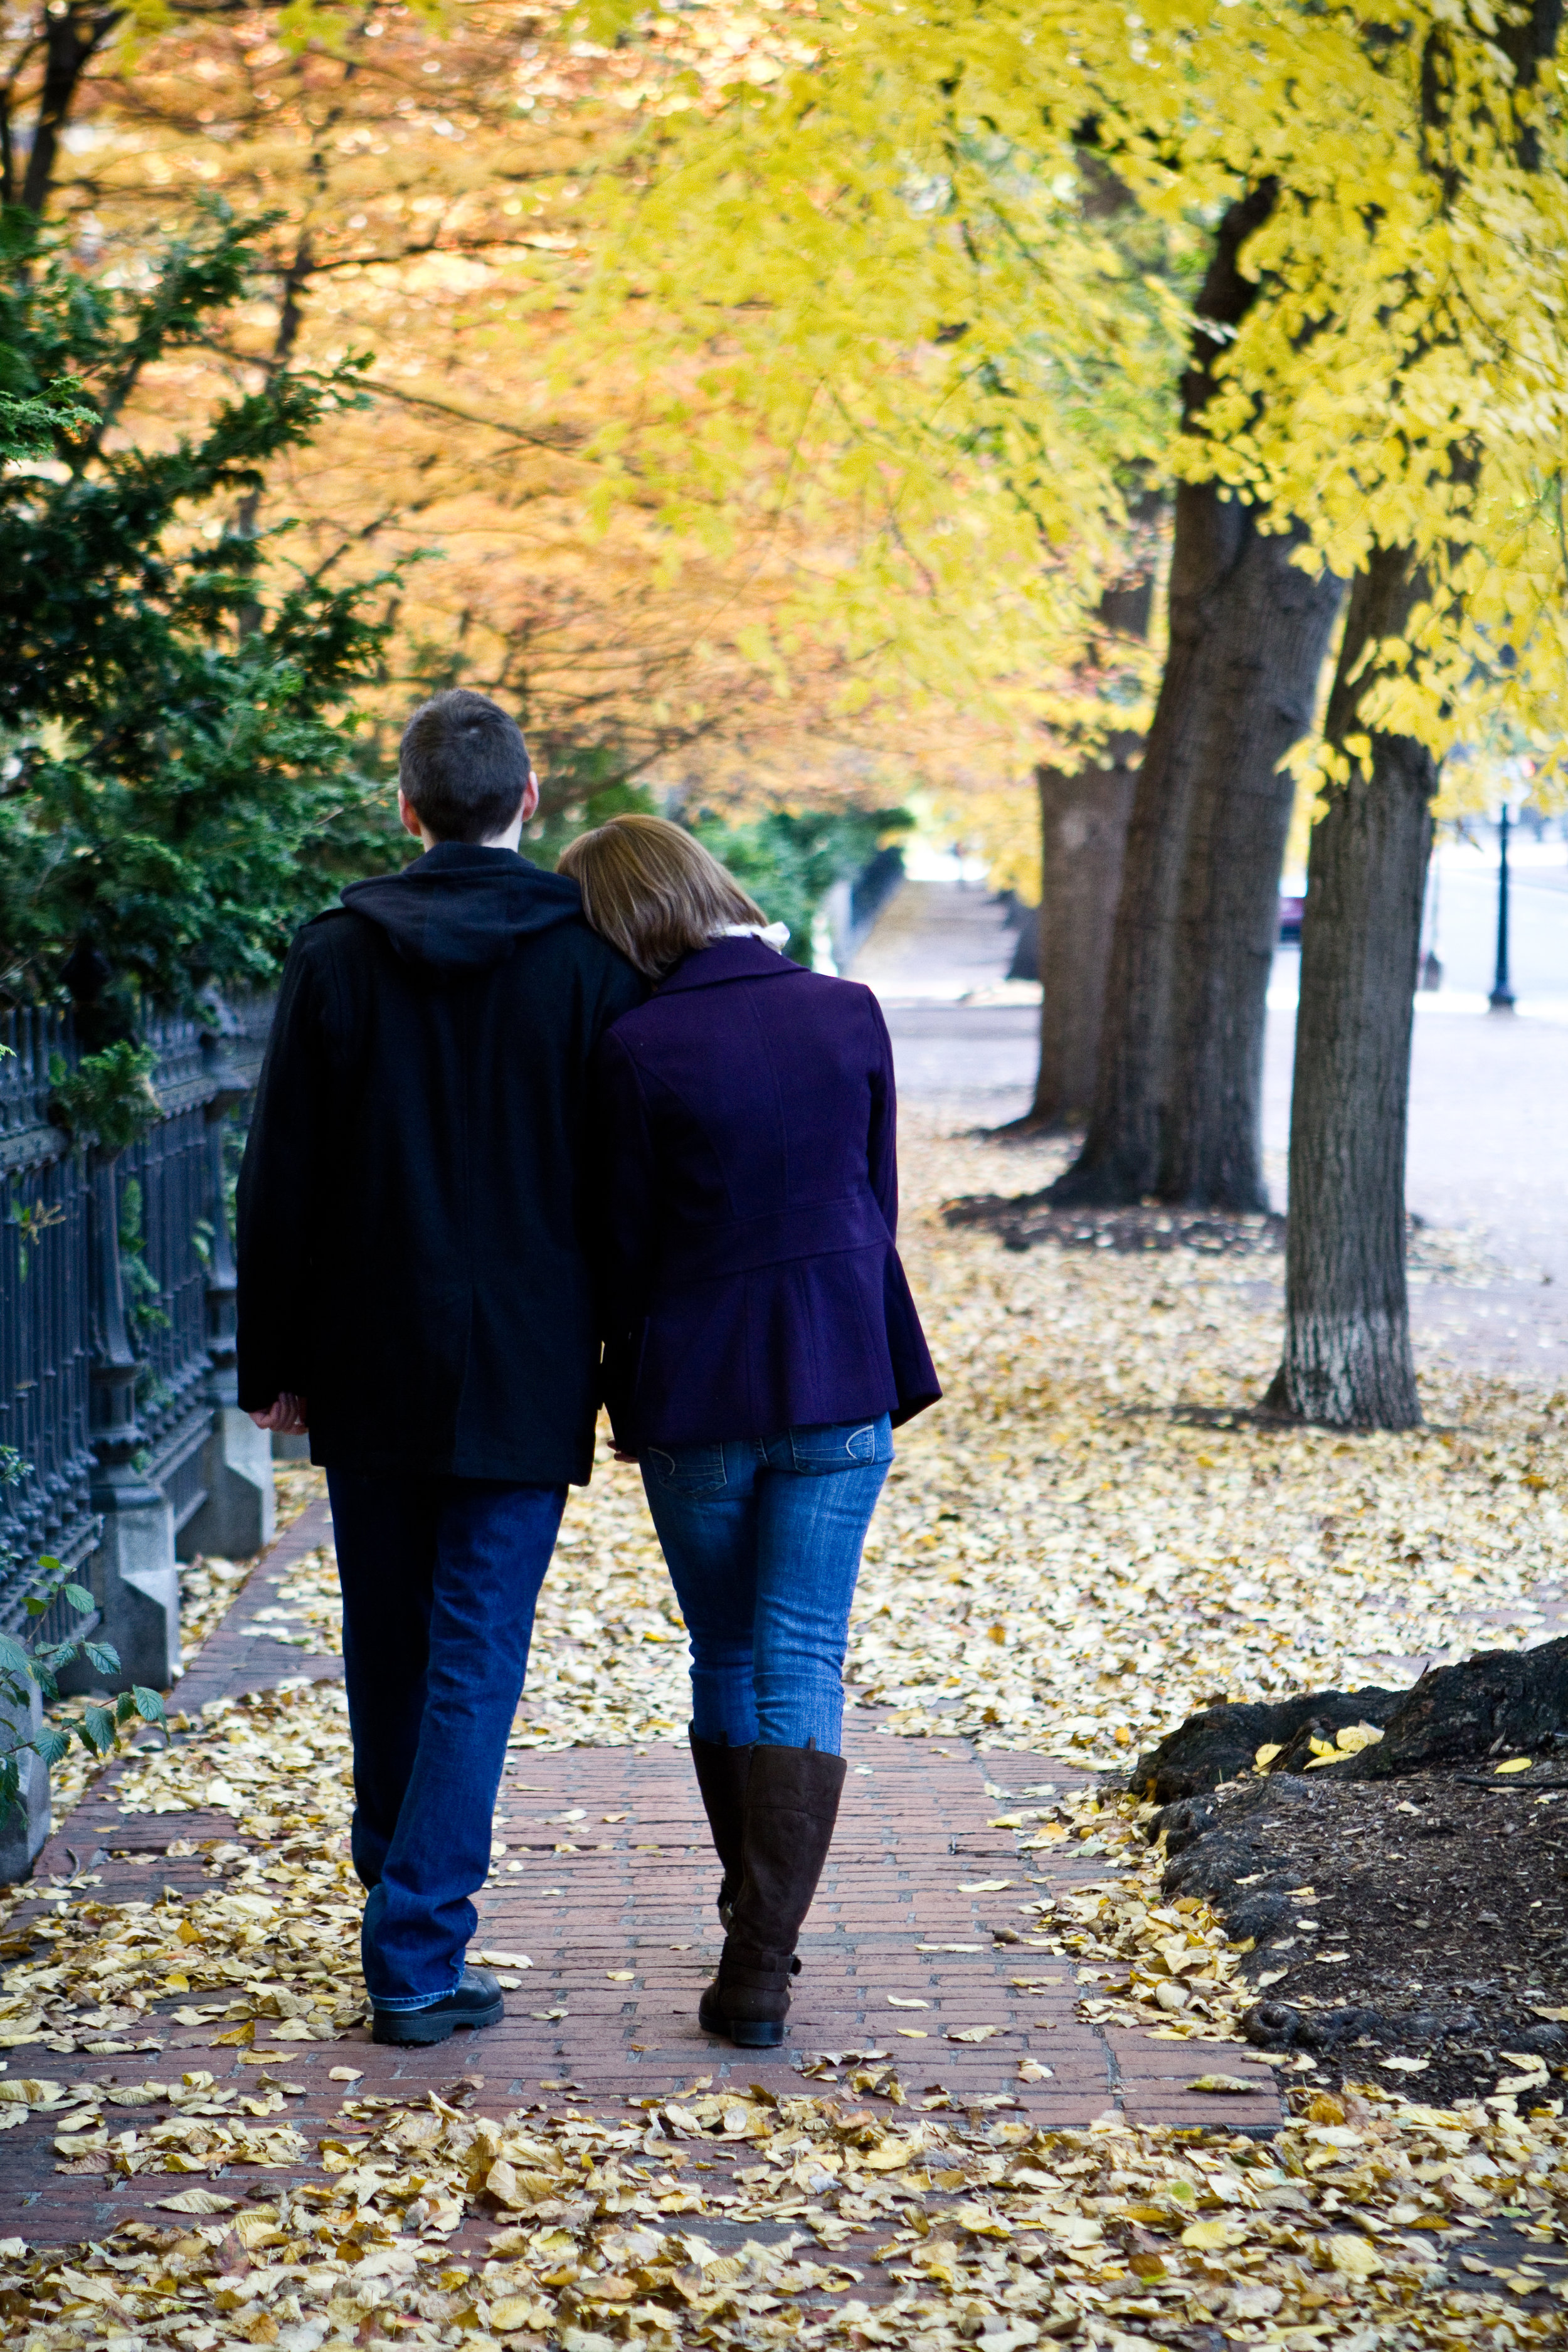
[559,815,940,2049]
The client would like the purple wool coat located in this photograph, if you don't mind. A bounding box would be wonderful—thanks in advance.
[591,935,941,1449]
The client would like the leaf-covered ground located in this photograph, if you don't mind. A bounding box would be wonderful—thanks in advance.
[4,1671,1565,2348]
[5,1113,1566,2347]
[3,2064,1566,2352]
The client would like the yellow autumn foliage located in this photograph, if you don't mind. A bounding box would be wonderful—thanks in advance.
[34,0,1166,819]
[581,0,1568,797]
[28,0,1568,824]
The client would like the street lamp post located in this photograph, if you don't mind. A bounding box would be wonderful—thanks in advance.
[1488,802,1516,1014]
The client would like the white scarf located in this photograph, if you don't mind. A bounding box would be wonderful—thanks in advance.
[714,921,790,951]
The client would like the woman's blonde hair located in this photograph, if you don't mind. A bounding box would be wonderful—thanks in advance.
[559,813,767,980]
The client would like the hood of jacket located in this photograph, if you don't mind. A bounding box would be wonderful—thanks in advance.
[340,843,585,975]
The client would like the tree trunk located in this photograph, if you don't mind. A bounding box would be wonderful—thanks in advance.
[19,5,115,216]
[1003,504,1157,1135]
[1263,544,1436,1429]
[1049,184,1340,1210]
[1025,746,1137,1128]
[1049,487,1340,1205]
[1154,537,1343,1207]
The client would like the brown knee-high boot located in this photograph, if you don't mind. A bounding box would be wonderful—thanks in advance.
[687,1730,753,1928]
[698,1744,846,2048]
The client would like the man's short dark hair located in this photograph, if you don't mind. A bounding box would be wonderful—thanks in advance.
[399,690,531,844]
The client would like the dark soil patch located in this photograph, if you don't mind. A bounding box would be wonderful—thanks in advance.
[941,1194,1458,1278]
[941,1195,1285,1257]
[1132,1688,1409,1803]
[1133,1636,1568,1803]
[1152,1766,1568,2109]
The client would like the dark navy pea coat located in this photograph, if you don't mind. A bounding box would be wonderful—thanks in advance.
[591,935,940,1448]
[237,845,643,1485]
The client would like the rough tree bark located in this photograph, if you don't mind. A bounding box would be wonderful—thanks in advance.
[1050,184,1343,1210]
[11,4,118,216]
[1013,549,1154,1132]
[1155,548,1342,1207]
[1262,547,1435,1429]
[1025,740,1138,1128]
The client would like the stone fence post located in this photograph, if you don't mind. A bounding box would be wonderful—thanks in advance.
[82,1143,179,1691]
[180,1028,274,1562]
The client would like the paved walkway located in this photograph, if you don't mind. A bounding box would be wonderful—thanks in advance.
[850,882,1022,1002]
[4,1499,1281,2249]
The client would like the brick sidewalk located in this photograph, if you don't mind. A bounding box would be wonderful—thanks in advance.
[175,1494,344,1713]
[4,1498,1283,2250]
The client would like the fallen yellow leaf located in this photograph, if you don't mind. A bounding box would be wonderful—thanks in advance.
[1180,2219,1239,2250]
[489,2297,544,2331]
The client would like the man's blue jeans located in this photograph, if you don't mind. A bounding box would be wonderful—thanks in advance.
[640,1417,893,1756]
[327,1470,565,2010]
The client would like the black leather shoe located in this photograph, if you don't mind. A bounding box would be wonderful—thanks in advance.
[371,1967,504,2047]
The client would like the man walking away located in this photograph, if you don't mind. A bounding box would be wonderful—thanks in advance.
[237,691,642,2045]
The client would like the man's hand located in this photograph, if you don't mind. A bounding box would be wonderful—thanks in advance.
[249,1393,309,1436]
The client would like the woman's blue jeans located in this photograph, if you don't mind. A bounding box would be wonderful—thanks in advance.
[640,1416,893,1756]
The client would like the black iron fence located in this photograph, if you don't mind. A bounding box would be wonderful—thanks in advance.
[0,1010,95,1638]
[0,1001,273,1648]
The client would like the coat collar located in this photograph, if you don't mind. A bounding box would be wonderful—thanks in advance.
[655,936,805,994]
[407,842,532,874]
